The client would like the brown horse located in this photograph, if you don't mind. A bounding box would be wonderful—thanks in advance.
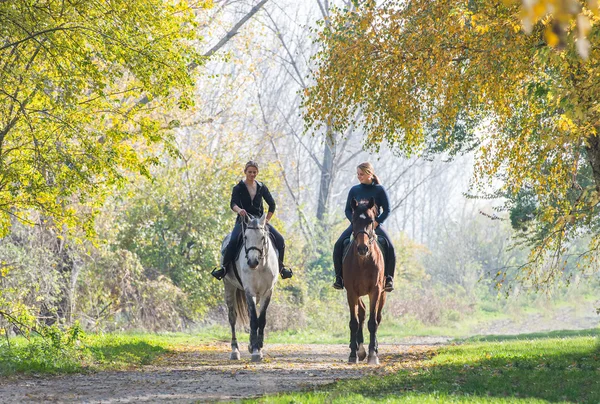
[343,197,387,365]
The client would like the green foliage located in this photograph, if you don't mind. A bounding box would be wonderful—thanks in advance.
[0,331,174,375]
[76,248,187,331]
[0,0,210,237]
[0,220,64,330]
[0,322,87,375]
[111,156,239,319]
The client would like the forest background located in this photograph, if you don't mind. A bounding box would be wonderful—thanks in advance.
[1,0,599,345]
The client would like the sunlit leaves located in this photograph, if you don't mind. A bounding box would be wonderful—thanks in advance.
[305,0,600,287]
[0,0,210,238]
[517,0,598,58]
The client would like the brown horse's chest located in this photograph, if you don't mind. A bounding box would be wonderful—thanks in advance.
[342,248,384,296]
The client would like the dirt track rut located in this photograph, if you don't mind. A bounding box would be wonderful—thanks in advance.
[0,338,448,403]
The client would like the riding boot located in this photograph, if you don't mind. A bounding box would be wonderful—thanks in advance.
[332,256,344,290]
[384,276,394,292]
[278,260,293,279]
[383,253,394,292]
[332,239,345,290]
[273,241,292,279]
[211,264,227,280]
[333,275,344,290]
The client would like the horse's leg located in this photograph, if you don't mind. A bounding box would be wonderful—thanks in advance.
[367,290,382,365]
[357,298,367,361]
[225,282,240,360]
[377,290,387,326]
[245,291,260,361]
[347,291,360,364]
[256,290,272,359]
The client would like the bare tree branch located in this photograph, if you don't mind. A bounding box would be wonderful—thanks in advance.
[132,0,269,109]
[275,103,323,170]
[255,85,315,245]
[264,10,307,88]
[194,0,269,64]
[0,25,73,51]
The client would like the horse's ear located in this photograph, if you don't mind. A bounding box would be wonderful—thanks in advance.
[367,197,375,209]
[259,213,267,226]
[351,198,358,211]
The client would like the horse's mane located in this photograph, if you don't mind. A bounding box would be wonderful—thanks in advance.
[248,217,261,227]
[355,199,378,214]
[245,217,269,234]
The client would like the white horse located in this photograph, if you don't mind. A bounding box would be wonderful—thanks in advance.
[222,214,278,362]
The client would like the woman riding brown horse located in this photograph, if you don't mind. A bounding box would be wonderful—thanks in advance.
[333,162,395,292]
[344,197,386,365]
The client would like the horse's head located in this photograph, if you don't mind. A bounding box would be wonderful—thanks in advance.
[243,214,268,269]
[350,197,377,256]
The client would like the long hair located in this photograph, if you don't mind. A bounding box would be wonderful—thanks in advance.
[357,162,381,185]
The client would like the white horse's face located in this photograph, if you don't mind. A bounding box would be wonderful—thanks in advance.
[244,216,267,269]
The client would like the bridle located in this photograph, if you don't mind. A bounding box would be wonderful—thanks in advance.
[242,218,269,261]
[353,223,376,246]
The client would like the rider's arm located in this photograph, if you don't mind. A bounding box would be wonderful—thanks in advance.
[344,188,355,222]
[375,186,391,225]
[230,183,242,213]
[262,185,276,214]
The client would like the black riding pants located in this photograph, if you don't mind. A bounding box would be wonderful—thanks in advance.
[223,222,285,269]
[333,224,396,279]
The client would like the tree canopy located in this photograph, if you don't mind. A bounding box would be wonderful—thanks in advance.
[0,0,209,237]
[304,0,600,286]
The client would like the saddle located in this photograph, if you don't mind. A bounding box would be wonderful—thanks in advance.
[342,235,388,263]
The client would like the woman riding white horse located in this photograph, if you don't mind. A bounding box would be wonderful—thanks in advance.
[212,160,292,280]
[213,160,291,362]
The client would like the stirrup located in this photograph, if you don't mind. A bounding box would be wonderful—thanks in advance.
[332,276,344,290]
[384,276,394,292]
[280,267,293,279]
[211,266,226,280]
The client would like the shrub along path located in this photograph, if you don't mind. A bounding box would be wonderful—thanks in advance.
[0,340,447,403]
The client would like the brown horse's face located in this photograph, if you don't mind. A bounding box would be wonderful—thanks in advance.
[350,197,377,256]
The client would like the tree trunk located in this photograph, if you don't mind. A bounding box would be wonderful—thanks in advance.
[316,125,336,222]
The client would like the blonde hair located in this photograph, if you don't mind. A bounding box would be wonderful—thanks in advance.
[357,162,380,185]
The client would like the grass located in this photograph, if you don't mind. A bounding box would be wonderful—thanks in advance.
[2,325,600,403]
[244,329,600,403]
[0,331,228,376]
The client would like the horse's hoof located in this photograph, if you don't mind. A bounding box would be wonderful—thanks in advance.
[367,354,379,366]
[230,350,240,360]
[357,344,367,361]
[348,355,358,364]
[251,353,263,362]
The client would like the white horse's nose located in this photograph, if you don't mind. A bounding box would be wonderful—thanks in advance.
[248,259,259,269]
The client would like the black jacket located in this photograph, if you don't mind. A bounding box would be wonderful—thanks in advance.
[230,180,276,223]
[344,182,391,224]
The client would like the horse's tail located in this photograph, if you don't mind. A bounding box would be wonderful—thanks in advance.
[235,288,248,327]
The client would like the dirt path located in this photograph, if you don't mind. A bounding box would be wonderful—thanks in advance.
[0,338,448,403]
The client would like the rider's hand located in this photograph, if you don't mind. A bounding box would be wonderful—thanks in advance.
[374,221,379,229]
[238,209,247,217]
